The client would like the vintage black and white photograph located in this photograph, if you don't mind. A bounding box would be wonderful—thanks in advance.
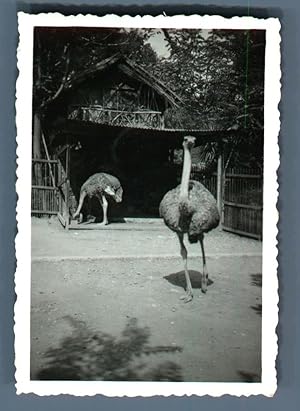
[15,13,280,397]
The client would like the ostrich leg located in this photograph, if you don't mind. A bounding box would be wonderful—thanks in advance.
[177,233,193,303]
[199,234,208,293]
[98,194,109,225]
[73,191,87,222]
[84,198,96,224]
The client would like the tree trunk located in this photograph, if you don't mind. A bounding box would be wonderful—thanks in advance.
[33,112,43,190]
[33,112,42,159]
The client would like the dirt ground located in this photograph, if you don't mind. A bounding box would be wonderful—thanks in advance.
[31,217,262,382]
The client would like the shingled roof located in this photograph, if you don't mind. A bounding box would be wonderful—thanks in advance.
[64,54,182,108]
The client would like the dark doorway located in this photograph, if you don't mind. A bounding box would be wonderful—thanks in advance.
[68,133,179,219]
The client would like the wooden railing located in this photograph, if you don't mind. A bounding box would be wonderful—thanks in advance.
[68,105,164,129]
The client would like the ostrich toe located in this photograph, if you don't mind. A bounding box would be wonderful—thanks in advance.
[201,284,207,294]
[180,292,193,303]
[201,272,208,293]
[97,221,109,226]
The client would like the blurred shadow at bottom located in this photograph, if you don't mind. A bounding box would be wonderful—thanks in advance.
[33,316,183,382]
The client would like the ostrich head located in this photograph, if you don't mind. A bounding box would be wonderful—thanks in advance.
[104,185,123,203]
[114,186,123,203]
[182,135,196,150]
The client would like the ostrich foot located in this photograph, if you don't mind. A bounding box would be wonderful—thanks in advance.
[180,292,193,303]
[201,274,208,293]
[74,213,83,224]
[97,221,109,226]
[82,217,96,225]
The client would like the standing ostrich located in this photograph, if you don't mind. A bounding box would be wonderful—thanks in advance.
[159,136,220,302]
[73,173,123,225]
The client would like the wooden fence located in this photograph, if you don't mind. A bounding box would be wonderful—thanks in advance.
[32,159,59,216]
[222,168,263,239]
[192,167,263,240]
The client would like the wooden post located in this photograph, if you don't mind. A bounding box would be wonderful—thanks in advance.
[65,143,71,230]
[160,112,165,129]
[216,151,224,221]
[33,113,43,188]
[57,159,62,215]
[41,131,56,188]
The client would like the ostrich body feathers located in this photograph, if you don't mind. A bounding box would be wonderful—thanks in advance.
[159,180,220,243]
[80,173,123,201]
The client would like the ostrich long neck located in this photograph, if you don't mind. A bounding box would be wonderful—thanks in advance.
[179,145,192,202]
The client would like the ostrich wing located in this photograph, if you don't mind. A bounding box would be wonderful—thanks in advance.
[159,180,220,234]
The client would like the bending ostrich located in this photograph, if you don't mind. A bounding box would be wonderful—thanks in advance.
[73,173,123,225]
[159,136,220,302]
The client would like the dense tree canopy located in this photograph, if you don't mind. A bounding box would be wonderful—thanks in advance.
[145,29,265,168]
[33,27,265,168]
[33,27,157,111]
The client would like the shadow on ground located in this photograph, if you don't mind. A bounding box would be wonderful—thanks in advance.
[251,304,262,316]
[79,216,127,224]
[164,270,214,290]
[34,316,183,382]
[250,274,262,316]
[237,370,261,382]
[251,273,262,287]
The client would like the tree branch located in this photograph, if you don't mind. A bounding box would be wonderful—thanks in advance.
[40,44,71,109]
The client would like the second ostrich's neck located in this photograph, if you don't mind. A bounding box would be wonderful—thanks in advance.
[179,145,192,202]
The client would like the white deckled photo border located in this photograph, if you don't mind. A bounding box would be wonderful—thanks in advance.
[15,12,280,397]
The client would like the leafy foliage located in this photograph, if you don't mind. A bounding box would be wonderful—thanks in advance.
[153,29,265,131]
[150,29,265,167]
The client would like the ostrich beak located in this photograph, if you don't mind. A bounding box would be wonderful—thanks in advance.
[183,136,196,149]
[104,186,115,196]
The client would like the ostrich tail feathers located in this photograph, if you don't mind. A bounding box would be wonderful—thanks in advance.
[178,200,193,217]
[188,234,198,244]
[178,200,191,216]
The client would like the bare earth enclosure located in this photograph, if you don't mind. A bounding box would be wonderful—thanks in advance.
[31,218,262,382]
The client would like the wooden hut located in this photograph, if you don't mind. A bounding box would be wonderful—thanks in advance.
[42,55,229,227]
